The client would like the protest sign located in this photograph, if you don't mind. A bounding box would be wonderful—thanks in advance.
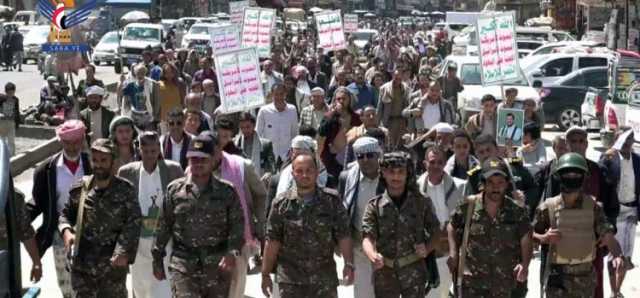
[241,7,275,57]
[476,11,523,86]
[229,1,249,26]
[315,10,346,51]
[343,14,358,33]
[210,25,241,53]
[214,47,265,114]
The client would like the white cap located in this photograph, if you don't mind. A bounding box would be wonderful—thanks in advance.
[85,85,105,97]
[432,122,454,134]
[291,135,317,152]
[353,137,382,155]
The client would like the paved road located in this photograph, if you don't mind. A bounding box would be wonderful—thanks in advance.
[12,130,640,298]
[0,63,121,110]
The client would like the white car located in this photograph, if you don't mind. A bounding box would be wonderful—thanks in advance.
[351,29,378,50]
[521,52,613,87]
[22,25,49,63]
[439,55,541,121]
[527,40,604,57]
[92,31,119,66]
[181,23,230,51]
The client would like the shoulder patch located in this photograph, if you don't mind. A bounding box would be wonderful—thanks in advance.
[467,165,481,177]
[321,187,340,198]
[509,157,523,164]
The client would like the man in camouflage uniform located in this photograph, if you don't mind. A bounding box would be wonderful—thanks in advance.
[448,157,532,297]
[533,153,625,298]
[152,134,244,298]
[464,134,538,215]
[59,138,142,297]
[361,151,440,298]
[261,154,354,298]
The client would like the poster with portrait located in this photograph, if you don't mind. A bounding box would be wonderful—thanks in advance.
[497,108,525,146]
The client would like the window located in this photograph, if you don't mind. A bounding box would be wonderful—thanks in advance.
[541,58,573,77]
[460,63,482,85]
[563,74,585,87]
[578,57,608,68]
[583,70,608,87]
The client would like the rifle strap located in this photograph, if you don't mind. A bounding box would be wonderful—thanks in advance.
[74,176,91,252]
[457,194,477,295]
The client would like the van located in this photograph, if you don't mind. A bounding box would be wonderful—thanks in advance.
[13,10,39,25]
[522,52,614,87]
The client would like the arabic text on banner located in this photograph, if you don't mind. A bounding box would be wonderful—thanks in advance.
[315,11,346,52]
[229,0,250,26]
[343,14,358,33]
[210,25,241,54]
[215,48,265,114]
[241,7,275,58]
[476,11,523,86]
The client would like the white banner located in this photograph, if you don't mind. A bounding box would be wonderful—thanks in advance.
[229,0,249,26]
[241,7,275,58]
[210,25,241,54]
[476,11,524,86]
[214,47,265,114]
[315,10,347,52]
[343,14,358,33]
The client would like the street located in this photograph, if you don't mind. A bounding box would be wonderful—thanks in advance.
[4,63,639,298]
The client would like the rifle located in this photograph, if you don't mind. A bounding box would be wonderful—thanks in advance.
[457,195,477,298]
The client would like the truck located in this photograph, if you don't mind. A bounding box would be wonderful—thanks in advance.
[114,23,164,74]
[445,11,481,25]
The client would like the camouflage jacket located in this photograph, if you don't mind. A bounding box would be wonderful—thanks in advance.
[152,175,244,273]
[449,194,530,292]
[361,190,440,259]
[59,176,142,274]
[266,186,349,286]
[0,190,35,250]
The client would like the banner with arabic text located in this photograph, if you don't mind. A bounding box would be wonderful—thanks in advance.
[230,1,250,26]
[315,10,347,52]
[214,47,265,114]
[476,11,524,86]
[343,14,358,33]
[210,25,241,54]
[241,7,275,58]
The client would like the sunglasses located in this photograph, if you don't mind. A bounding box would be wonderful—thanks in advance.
[168,121,183,126]
[356,152,378,160]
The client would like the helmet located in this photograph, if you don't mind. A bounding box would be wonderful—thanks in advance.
[553,153,589,175]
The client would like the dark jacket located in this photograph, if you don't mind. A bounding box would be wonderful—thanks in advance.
[600,151,640,219]
[80,106,116,141]
[10,31,23,52]
[26,152,92,255]
[161,133,191,170]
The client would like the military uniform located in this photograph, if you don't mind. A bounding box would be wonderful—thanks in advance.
[152,176,244,298]
[361,190,440,298]
[266,186,350,298]
[465,157,539,213]
[533,195,614,298]
[1,190,36,297]
[0,190,35,250]
[449,195,531,297]
[58,175,142,297]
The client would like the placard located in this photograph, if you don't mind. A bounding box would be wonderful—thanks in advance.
[476,11,524,86]
[210,25,241,53]
[214,47,265,114]
[229,1,249,26]
[497,108,525,147]
[343,14,358,33]
[241,7,275,58]
[315,10,347,51]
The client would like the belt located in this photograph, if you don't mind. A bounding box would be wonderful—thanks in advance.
[383,253,422,269]
[550,262,592,275]
[621,201,638,207]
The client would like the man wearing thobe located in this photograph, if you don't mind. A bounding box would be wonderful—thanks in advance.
[338,137,383,298]
[117,131,184,298]
[80,86,115,144]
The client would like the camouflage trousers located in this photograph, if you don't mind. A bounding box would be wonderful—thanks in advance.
[545,269,596,298]
[277,283,337,298]
[373,263,427,298]
[168,265,231,298]
[70,266,127,298]
[52,234,74,298]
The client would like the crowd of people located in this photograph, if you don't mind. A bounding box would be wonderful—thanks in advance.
[0,15,638,298]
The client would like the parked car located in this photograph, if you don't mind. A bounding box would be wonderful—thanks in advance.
[181,22,229,52]
[22,25,49,64]
[581,87,611,131]
[92,31,119,66]
[115,23,164,73]
[517,40,544,51]
[439,55,542,122]
[527,40,603,57]
[522,52,612,87]
[515,27,575,42]
[538,66,608,130]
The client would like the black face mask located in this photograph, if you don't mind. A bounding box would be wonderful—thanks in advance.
[559,175,584,193]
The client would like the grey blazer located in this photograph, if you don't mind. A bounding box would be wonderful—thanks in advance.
[116,159,184,196]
